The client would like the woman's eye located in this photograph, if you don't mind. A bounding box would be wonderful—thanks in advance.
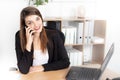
[27,21,32,25]
[36,17,40,21]
[28,22,31,25]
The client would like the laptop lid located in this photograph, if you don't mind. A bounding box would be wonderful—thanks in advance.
[97,43,114,79]
[100,43,114,72]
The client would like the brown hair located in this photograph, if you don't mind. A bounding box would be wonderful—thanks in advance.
[20,6,48,52]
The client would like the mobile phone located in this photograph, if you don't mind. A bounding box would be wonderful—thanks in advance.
[30,30,33,33]
[25,26,34,35]
[30,30,34,35]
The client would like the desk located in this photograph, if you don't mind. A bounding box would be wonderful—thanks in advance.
[8,66,120,80]
[101,69,120,80]
[19,68,69,80]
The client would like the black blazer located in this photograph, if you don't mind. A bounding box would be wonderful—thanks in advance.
[15,29,70,74]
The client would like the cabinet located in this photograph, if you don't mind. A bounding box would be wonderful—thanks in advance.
[92,20,106,64]
[43,17,106,66]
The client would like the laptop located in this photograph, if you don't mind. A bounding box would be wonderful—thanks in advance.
[66,43,114,80]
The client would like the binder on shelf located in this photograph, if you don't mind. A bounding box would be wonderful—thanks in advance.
[72,27,77,44]
[84,21,89,44]
[69,49,74,66]
[74,49,82,66]
[77,22,83,44]
[62,26,77,44]
[84,21,94,44]
[83,44,92,63]
[66,47,82,66]
[87,20,94,44]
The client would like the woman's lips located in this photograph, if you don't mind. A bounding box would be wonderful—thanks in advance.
[34,27,40,30]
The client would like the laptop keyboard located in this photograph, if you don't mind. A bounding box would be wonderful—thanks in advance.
[66,66,99,80]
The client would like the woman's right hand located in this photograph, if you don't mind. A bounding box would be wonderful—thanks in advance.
[25,27,35,51]
[29,66,44,73]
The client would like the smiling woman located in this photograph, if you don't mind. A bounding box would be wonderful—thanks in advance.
[15,6,70,74]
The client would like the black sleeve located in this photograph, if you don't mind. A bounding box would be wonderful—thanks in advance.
[15,31,33,74]
[42,31,70,71]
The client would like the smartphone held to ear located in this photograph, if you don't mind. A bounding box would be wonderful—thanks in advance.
[30,30,34,35]
[25,26,34,35]
[30,30,33,33]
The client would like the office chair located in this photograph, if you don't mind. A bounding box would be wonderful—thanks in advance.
[45,21,65,44]
[44,27,65,44]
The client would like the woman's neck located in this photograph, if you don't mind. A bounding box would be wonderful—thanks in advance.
[33,32,40,40]
[33,32,41,44]
[33,36,41,50]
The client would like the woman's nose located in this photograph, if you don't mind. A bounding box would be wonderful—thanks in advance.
[33,23,39,29]
[33,22,38,27]
[33,22,37,26]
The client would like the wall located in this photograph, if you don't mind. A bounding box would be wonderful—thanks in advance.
[95,0,120,74]
[37,1,96,19]
[0,0,27,70]
[106,1,120,74]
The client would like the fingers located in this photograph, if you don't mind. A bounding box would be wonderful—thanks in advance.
[25,27,35,51]
[25,27,35,36]
[30,30,35,35]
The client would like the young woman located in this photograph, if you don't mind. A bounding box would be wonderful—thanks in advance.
[15,6,70,74]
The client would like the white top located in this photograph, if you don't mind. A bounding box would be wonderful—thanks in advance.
[32,49,49,66]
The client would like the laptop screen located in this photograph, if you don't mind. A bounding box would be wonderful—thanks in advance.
[100,43,114,73]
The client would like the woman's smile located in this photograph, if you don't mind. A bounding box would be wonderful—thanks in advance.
[34,26,40,31]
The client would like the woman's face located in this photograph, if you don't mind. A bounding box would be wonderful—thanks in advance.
[25,15,43,34]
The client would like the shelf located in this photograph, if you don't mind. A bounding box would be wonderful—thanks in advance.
[44,18,106,66]
[65,44,83,46]
[44,17,91,22]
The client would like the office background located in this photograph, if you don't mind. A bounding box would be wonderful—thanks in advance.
[0,0,120,74]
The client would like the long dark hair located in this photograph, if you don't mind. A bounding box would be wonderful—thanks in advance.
[20,6,48,52]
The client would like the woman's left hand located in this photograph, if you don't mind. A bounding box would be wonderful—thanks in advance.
[29,65,44,73]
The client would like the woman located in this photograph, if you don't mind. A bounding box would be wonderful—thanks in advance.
[15,6,70,74]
